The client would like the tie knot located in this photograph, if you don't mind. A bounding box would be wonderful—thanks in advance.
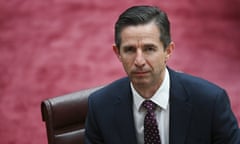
[142,100,157,112]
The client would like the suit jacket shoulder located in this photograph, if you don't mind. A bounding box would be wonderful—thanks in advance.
[89,77,131,104]
[170,68,223,92]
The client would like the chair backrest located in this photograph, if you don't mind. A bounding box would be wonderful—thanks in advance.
[41,86,103,144]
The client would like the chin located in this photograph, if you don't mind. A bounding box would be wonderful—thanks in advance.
[132,79,150,87]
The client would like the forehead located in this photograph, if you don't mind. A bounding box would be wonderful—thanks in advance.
[120,22,161,45]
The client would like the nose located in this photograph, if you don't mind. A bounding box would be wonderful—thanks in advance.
[134,50,146,67]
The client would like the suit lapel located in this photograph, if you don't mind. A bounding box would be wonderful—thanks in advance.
[168,69,192,144]
[114,82,138,144]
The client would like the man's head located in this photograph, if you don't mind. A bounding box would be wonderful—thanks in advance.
[113,5,174,97]
[114,5,171,49]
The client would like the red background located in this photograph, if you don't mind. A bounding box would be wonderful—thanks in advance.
[0,0,239,143]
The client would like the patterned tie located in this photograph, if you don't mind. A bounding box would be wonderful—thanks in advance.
[142,100,161,144]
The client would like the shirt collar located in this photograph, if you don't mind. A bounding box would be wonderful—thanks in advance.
[132,68,170,111]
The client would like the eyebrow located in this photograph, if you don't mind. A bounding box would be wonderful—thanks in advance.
[121,45,135,50]
[122,43,157,49]
[143,44,156,48]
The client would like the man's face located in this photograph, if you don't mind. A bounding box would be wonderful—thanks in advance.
[113,22,173,90]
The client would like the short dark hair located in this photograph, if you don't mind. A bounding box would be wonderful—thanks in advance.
[114,5,171,49]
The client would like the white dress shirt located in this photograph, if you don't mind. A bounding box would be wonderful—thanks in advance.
[131,68,170,144]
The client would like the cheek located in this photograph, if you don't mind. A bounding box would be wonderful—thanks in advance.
[148,55,166,68]
[122,60,131,69]
[121,55,134,65]
[121,58,134,71]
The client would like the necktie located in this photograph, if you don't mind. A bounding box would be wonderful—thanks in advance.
[142,100,161,144]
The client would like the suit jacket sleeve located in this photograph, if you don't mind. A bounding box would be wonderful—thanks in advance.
[212,89,239,144]
[84,95,104,144]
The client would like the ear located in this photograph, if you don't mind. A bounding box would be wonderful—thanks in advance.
[112,44,122,61]
[165,41,175,61]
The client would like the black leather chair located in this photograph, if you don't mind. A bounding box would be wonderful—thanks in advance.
[41,86,103,144]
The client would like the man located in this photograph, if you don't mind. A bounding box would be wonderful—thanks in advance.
[84,5,239,144]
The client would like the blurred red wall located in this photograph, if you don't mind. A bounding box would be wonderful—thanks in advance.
[0,0,239,143]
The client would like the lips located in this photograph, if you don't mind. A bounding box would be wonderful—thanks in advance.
[132,71,149,76]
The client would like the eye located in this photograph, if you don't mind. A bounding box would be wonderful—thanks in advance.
[145,47,155,51]
[144,45,156,52]
[123,46,135,53]
[144,44,157,52]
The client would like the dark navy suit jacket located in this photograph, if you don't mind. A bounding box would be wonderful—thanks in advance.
[85,68,239,144]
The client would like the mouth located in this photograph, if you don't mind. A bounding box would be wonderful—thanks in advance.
[132,71,149,77]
